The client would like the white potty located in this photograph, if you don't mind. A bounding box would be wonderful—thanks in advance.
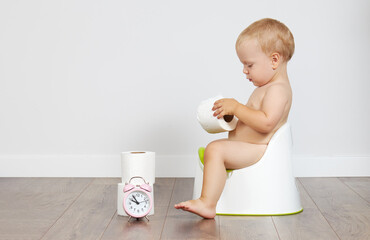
[193,123,303,215]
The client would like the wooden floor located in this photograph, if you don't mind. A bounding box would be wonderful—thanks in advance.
[0,177,369,240]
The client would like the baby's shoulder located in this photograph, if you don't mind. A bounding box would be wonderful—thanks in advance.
[257,82,292,105]
[250,82,291,103]
[264,82,292,96]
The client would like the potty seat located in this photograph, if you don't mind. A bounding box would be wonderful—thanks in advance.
[193,123,303,215]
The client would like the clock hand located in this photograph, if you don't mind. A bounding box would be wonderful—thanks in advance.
[129,197,139,205]
[132,196,140,205]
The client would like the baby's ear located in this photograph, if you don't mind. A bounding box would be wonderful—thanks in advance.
[271,52,281,70]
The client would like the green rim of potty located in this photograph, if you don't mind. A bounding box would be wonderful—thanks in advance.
[216,208,304,216]
[198,147,205,165]
[198,147,233,173]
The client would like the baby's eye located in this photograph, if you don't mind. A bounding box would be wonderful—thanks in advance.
[247,64,253,68]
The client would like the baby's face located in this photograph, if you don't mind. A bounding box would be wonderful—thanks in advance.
[236,38,275,87]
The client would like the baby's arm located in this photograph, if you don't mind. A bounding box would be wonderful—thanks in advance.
[213,85,289,133]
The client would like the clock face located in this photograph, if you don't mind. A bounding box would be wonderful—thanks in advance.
[124,190,151,217]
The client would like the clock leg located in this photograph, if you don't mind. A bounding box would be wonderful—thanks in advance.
[145,216,150,221]
[127,216,132,222]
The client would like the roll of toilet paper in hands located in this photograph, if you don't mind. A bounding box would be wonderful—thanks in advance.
[197,95,238,134]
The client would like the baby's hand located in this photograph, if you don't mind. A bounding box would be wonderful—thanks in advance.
[212,98,240,119]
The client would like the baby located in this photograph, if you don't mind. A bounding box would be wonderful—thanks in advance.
[175,18,295,218]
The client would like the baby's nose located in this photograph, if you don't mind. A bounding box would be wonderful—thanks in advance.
[243,67,248,74]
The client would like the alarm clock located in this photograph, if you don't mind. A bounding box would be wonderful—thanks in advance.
[123,176,153,221]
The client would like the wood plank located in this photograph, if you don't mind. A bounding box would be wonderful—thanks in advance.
[273,179,339,240]
[300,177,370,240]
[161,178,220,240]
[41,178,119,240]
[219,215,279,240]
[0,178,92,240]
[153,178,176,207]
[100,178,175,240]
[339,177,370,202]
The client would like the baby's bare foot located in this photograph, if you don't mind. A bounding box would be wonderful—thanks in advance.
[174,198,216,219]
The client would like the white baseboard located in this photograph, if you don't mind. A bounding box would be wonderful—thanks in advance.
[0,154,198,178]
[292,155,370,177]
[0,154,369,177]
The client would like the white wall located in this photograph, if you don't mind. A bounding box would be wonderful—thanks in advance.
[1,0,369,177]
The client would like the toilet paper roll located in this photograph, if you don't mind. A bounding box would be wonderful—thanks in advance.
[197,95,238,134]
[121,151,155,185]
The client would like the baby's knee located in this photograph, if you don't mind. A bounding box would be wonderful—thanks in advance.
[205,141,224,159]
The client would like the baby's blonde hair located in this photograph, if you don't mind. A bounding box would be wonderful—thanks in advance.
[236,18,295,62]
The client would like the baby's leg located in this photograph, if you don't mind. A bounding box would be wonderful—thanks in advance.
[174,140,267,218]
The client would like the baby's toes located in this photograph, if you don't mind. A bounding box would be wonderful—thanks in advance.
[174,202,185,209]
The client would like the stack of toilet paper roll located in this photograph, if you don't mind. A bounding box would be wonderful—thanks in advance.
[117,151,155,216]
[197,95,238,133]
